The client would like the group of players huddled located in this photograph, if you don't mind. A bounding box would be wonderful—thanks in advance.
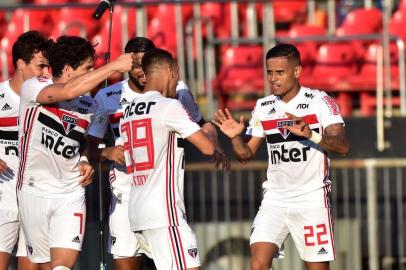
[0,31,349,270]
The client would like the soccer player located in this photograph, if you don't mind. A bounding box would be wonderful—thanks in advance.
[120,48,215,270]
[88,37,228,270]
[0,30,50,270]
[16,35,133,270]
[213,44,350,270]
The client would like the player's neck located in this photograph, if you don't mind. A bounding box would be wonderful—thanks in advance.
[280,83,301,103]
[128,78,143,94]
[143,77,164,94]
[9,72,24,96]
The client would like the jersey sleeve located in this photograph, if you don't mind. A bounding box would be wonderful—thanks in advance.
[316,92,345,128]
[163,99,200,139]
[245,103,265,138]
[20,77,49,107]
[88,92,109,139]
[175,81,203,123]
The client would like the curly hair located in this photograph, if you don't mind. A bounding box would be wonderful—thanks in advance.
[47,35,96,78]
[12,31,50,68]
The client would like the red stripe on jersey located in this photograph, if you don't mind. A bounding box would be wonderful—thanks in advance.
[109,112,123,124]
[327,207,336,259]
[0,116,18,127]
[18,107,39,189]
[171,134,179,226]
[43,106,89,130]
[261,114,319,131]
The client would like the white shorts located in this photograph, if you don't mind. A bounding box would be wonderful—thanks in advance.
[250,202,335,262]
[135,225,201,270]
[0,208,27,257]
[108,192,140,258]
[18,190,86,263]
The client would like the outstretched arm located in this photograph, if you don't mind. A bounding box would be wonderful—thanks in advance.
[36,54,134,104]
[284,112,349,155]
[213,108,263,162]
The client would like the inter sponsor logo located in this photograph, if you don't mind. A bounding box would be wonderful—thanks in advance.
[61,114,78,134]
[41,132,77,159]
[122,101,156,119]
[270,145,310,164]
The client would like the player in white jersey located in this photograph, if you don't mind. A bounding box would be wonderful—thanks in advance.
[17,35,133,270]
[88,37,228,270]
[0,31,50,270]
[213,44,350,270]
[120,48,215,270]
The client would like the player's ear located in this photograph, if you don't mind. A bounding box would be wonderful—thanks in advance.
[63,65,73,78]
[16,59,25,71]
[294,65,302,79]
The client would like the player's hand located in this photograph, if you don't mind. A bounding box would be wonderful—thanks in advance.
[284,112,312,138]
[101,146,125,165]
[0,158,7,174]
[111,53,134,73]
[210,147,231,172]
[212,108,245,139]
[78,161,94,187]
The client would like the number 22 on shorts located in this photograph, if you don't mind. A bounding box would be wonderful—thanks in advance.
[304,224,329,246]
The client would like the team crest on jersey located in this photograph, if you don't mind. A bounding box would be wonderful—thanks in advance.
[277,120,294,139]
[188,247,198,259]
[61,114,78,134]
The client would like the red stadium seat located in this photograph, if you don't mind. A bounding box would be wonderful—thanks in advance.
[9,8,55,37]
[215,46,264,110]
[57,7,104,38]
[33,0,67,4]
[390,10,406,41]
[340,8,382,32]
[257,0,307,24]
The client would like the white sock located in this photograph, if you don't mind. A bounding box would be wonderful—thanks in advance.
[52,266,71,270]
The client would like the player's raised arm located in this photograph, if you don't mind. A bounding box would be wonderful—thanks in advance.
[185,130,215,156]
[213,108,263,162]
[36,53,133,104]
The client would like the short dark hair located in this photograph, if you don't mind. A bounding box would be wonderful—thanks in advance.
[124,37,155,54]
[141,48,174,76]
[47,36,95,78]
[12,31,50,68]
[265,44,301,65]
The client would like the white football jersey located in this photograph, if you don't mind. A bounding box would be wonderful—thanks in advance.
[120,91,200,231]
[0,80,20,209]
[246,87,344,207]
[88,80,202,202]
[17,77,97,198]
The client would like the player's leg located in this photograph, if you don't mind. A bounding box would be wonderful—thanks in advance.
[139,225,201,270]
[288,207,335,269]
[0,252,11,270]
[250,203,289,270]
[250,242,279,270]
[114,257,142,270]
[49,194,86,269]
[304,261,330,270]
[109,192,142,270]
[17,225,40,270]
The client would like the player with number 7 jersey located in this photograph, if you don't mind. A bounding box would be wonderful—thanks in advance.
[120,48,215,270]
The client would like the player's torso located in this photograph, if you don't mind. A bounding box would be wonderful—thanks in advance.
[121,92,187,230]
[0,80,20,208]
[257,88,330,203]
[18,95,97,197]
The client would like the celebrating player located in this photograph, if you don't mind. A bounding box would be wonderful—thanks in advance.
[88,37,228,270]
[0,30,50,270]
[16,35,133,270]
[213,44,349,270]
[120,48,215,270]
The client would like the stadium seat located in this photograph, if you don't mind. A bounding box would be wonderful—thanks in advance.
[147,4,178,57]
[257,0,307,24]
[301,43,357,116]
[389,10,406,41]
[33,0,67,4]
[215,46,264,110]
[340,8,382,32]
[57,7,104,38]
[9,8,55,37]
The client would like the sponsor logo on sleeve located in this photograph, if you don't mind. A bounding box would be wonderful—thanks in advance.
[322,96,340,115]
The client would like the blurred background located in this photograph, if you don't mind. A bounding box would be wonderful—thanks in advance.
[2,0,406,269]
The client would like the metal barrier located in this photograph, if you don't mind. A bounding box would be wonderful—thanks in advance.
[183,159,406,270]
